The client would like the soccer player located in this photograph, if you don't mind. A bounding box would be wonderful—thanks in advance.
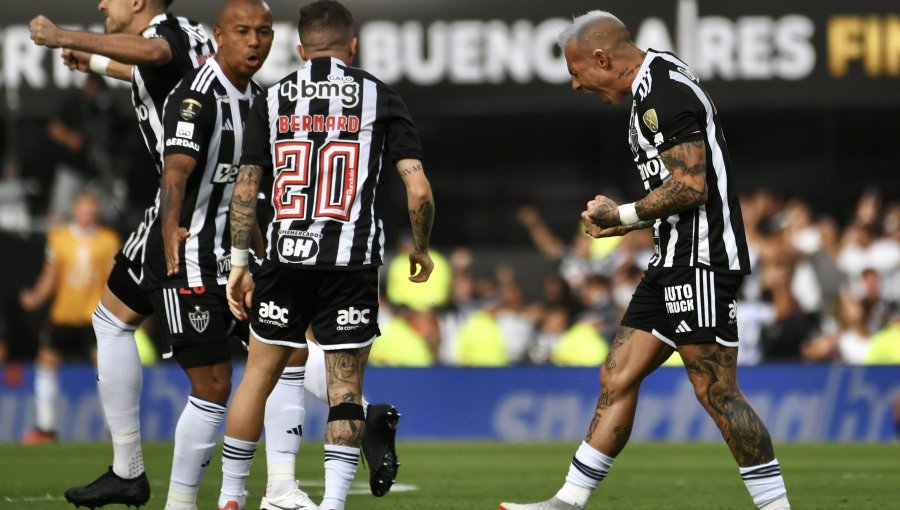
[499,11,790,510]
[216,1,435,509]
[30,1,215,507]
[19,192,120,444]
[139,1,303,509]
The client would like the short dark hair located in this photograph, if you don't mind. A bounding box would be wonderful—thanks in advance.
[297,0,354,51]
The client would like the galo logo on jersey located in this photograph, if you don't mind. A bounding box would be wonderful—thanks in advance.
[278,235,319,262]
[280,74,360,108]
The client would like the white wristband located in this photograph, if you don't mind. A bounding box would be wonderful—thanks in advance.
[89,54,111,75]
[618,203,640,226]
[231,247,249,267]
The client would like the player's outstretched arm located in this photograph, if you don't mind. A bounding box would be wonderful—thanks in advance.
[227,164,262,320]
[61,49,133,82]
[160,154,196,276]
[30,15,172,66]
[397,158,434,283]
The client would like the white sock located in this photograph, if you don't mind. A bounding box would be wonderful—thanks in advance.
[265,366,306,498]
[93,304,145,478]
[555,441,615,508]
[306,342,369,415]
[740,459,788,508]
[321,445,360,510]
[168,396,226,506]
[34,366,59,432]
[221,436,257,505]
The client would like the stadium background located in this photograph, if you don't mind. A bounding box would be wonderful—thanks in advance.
[0,0,898,448]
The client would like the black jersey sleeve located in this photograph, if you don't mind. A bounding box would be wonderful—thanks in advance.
[383,87,424,163]
[162,84,214,161]
[146,20,191,68]
[240,92,273,170]
[638,75,706,153]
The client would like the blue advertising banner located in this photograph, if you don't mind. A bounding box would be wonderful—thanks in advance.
[0,364,898,442]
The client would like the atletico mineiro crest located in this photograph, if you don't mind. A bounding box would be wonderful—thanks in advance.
[188,305,210,333]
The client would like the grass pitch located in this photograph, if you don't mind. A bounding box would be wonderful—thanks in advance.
[2,441,898,509]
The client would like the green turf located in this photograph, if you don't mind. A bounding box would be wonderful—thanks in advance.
[2,441,898,509]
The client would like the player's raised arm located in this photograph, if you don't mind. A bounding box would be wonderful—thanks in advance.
[30,15,172,66]
[397,158,435,283]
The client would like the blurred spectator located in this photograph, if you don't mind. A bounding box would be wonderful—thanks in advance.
[865,314,900,364]
[46,75,126,224]
[550,313,609,367]
[369,306,435,367]
[455,310,508,366]
[18,192,119,443]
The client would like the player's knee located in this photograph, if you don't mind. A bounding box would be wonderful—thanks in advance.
[598,363,637,394]
[190,370,232,404]
[327,402,365,423]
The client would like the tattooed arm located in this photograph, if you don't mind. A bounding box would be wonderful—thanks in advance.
[635,139,708,219]
[584,139,708,228]
[160,153,197,276]
[396,158,435,283]
[226,164,262,320]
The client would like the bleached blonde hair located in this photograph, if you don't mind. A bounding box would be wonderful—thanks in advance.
[557,10,625,49]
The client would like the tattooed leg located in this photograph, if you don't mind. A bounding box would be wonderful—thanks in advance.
[584,327,673,456]
[324,346,371,447]
[680,343,775,467]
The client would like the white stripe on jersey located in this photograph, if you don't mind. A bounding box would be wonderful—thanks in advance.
[191,66,215,92]
[710,270,717,327]
[666,70,742,271]
[697,206,710,266]
[133,69,165,171]
[663,215,679,267]
[360,79,381,266]
[184,95,221,288]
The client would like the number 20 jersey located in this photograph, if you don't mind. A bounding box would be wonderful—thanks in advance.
[241,56,424,269]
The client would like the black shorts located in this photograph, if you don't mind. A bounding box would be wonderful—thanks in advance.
[621,266,742,347]
[41,325,96,360]
[107,251,154,317]
[148,284,234,369]
[250,261,380,350]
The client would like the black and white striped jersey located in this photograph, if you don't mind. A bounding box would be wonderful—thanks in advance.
[241,56,424,269]
[629,49,750,275]
[142,59,262,289]
[119,13,215,268]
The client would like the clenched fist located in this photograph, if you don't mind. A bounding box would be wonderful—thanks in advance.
[29,15,65,48]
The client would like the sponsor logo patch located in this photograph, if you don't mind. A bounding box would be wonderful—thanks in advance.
[176,121,194,139]
[277,235,319,262]
[336,306,371,331]
[216,255,231,278]
[280,74,360,108]
[165,138,201,151]
[258,301,289,328]
[664,284,695,314]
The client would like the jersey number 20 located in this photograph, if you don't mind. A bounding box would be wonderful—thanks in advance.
[273,140,360,222]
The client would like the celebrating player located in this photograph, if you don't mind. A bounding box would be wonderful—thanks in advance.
[500,11,790,510]
[30,1,215,507]
[216,1,435,509]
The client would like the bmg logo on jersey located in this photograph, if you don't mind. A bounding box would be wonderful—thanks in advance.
[336,306,370,331]
[258,301,289,328]
[664,284,695,314]
[280,75,360,108]
[278,235,320,262]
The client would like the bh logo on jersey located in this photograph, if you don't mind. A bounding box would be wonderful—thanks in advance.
[664,284,695,314]
[336,307,370,331]
[278,235,320,262]
[258,301,289,328]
